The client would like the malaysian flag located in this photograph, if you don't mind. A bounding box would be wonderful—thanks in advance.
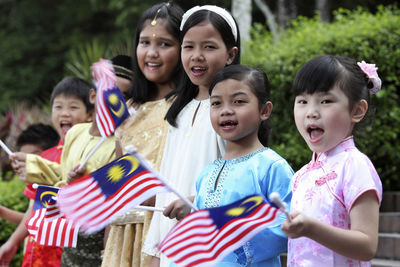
[58,151,170,234]
[92,58,130,138]
[25,185,79,247]
[158,195,281,267]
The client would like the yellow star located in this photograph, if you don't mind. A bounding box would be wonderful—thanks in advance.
[107,165,125,183]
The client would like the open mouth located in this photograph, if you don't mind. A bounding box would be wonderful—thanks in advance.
[146,62,161,69]
[307,125,324,142]
[220,120,238,129]
[61,123,72,134]
[191,66,207,76]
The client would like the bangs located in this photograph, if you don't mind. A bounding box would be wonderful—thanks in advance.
[293,55,341,96]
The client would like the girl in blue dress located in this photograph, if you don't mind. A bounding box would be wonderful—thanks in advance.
[192,65,293,266]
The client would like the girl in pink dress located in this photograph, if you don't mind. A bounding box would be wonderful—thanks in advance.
[282,55,383,266]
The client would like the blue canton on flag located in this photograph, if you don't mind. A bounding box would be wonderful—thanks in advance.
[158,195,281,267]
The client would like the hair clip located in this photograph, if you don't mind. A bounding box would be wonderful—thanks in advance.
[357,61,382,94]
[151,3,170,26]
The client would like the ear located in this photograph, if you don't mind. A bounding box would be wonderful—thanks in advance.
[260,101,273,121]
[226,46,238,66]
[89,88,96,104]
[351,99,368,123]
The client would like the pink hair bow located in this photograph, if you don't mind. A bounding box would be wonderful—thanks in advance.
[357,61,382,94]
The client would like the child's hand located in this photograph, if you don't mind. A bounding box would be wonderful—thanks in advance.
[281,211,310,239]
[9,153,27,182]
[163,199,192,221]
[67,164,86,184]
[0,239,18,267]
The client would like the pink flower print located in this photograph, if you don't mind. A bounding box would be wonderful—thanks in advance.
[304,188,315,202]
[315,171,337,186]
[338,212,346,220]
[310,242,322,256]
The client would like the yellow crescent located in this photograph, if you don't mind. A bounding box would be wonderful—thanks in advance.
[40,191,57,207]
[117,155,139,176]
[225,196,263,217]
[241,196,263,213]
[110,100,125,117]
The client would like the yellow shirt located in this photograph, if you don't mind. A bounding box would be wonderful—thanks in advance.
[55,122,116,187]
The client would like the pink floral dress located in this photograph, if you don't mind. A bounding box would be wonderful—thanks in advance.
[288,137,382,267]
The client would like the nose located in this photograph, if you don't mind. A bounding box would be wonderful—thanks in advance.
[220,104,234,116]
[306,106,319,119]
[191,48,204,62]
[147,44,159,58]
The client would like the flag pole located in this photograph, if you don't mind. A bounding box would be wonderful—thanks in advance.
[135,206,164,212]
[269,192,291,222]
[78,137,107,171]
[0,139,13,156]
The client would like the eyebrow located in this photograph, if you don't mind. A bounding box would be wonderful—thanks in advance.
[139,36,174,42]
[210,91,248,99]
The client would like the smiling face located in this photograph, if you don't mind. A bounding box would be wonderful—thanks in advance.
[210,79,271,147]
[136,19,180,86]
[181,22,237,93]
[294,85,360,154]
[51,94,90,141]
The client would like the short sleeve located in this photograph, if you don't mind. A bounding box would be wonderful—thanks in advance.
[342,153,382,213]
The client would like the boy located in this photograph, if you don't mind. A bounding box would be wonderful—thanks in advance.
[0,77,93,267]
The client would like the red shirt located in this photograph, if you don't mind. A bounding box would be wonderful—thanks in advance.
[22,139,63,267]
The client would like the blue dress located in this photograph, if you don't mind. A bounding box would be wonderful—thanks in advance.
[194,147,293,267]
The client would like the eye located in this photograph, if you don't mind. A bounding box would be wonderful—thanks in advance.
[211,101,221,107]
[321,99,333,104]
[182,45,193,49]
[233,99,246,104]
[296,99,307,104]
[160,42,172,47]
[53,105,62,110]
[205,45,216,49]
[139,40,150,46]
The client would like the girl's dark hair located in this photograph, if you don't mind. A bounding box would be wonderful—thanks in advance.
[165,8,241,127]
[130,2,184,104]
[293,55,373,130]
[50,77,94,112]
[17,123,59,150]
[209,65,272,146]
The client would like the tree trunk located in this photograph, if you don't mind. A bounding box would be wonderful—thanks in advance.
[316,0,330,22]
[254,0,279,42]
[231,0,252,44]
[277,0,297,28]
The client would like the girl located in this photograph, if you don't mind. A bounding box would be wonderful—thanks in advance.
[282,55,382,266]
[101,3,184,267]
[143,5,240,266]
[191,65,293,266]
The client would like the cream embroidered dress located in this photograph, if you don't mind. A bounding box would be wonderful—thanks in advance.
[102,99,171,267]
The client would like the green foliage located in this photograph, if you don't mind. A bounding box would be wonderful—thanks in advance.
[0,177,29,267]
[244,6,400,190]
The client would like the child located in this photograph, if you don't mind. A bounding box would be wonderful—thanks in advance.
[143,5,240,266]
[0,123,59,225]
[281,55,382,266]
[111,55,134,100]
[53,85,116,267]
[190,65,293,266]
[102,3,184,267]
[0,77,93,267]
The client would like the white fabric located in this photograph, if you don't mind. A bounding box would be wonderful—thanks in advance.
[180,5,238,42]
[143,98,225,266]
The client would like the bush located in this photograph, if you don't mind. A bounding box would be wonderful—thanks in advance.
[243,6,400,190]
[0,177,29,266]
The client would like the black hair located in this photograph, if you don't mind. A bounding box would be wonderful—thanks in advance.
[16,123,59,151]
[50,77,94,112]
[293,55,373,130]
[209,65,272,146]
[130,2,184,104]
[165,7,241,127]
